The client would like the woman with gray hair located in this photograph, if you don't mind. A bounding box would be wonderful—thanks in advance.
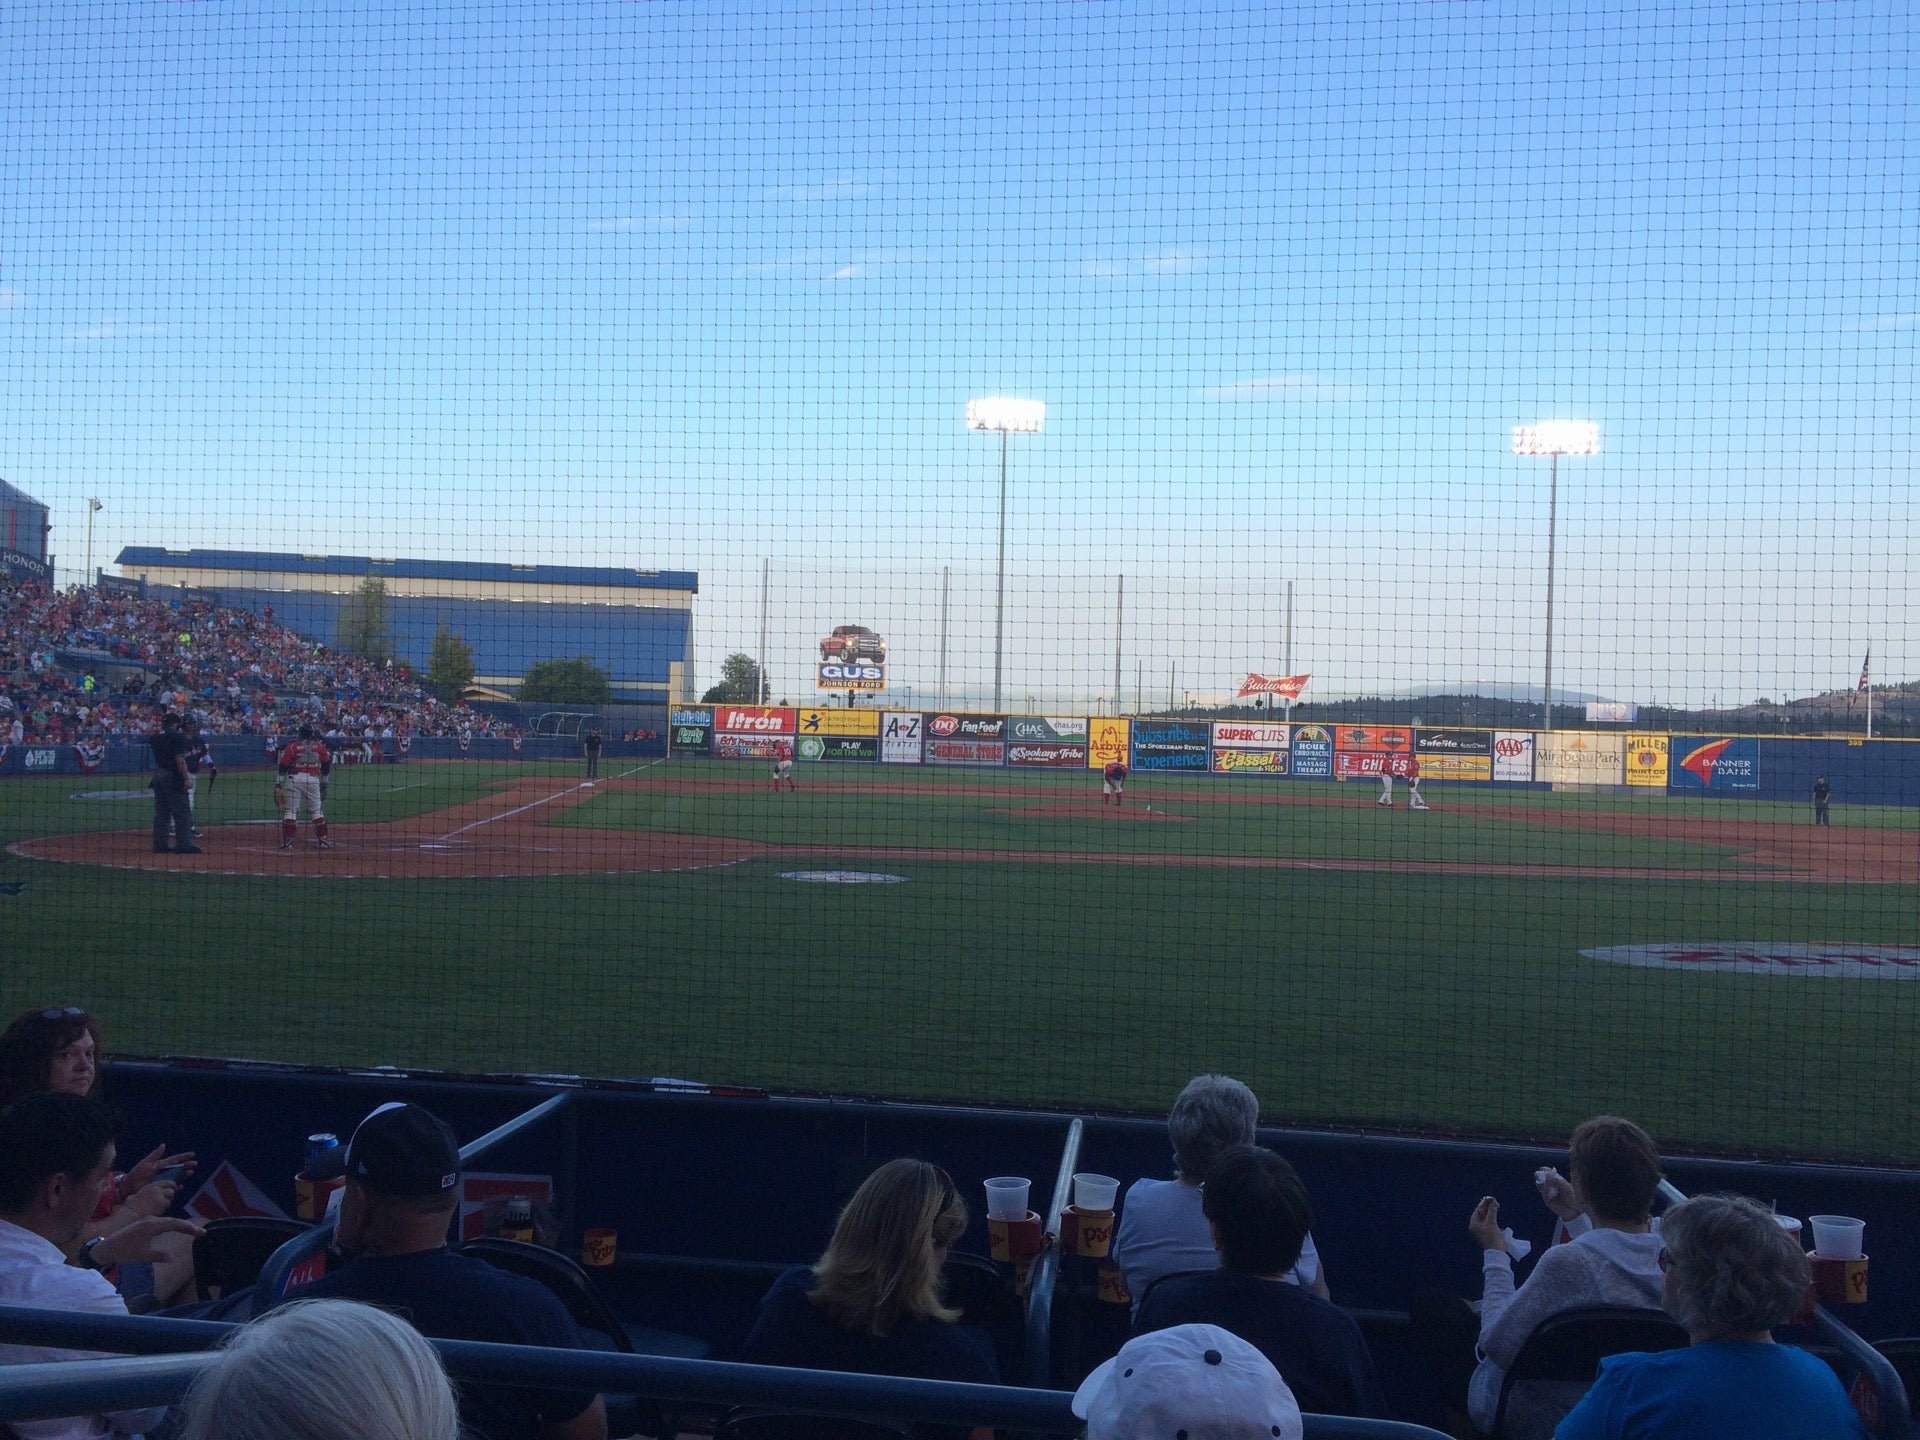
[180,1298,461,1440]
[1555,1194,1865,1439]
[1113,1074,1328,1312]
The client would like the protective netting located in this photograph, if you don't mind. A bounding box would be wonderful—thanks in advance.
[1,0,1915,1161]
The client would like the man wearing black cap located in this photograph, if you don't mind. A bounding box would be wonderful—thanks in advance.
[294,1103,606,1440]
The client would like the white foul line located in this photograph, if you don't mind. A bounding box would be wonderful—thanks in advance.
[430,758,663,844]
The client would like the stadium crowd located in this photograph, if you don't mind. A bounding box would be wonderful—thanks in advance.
[0,576,518,747]
[0,1009,1879,1440]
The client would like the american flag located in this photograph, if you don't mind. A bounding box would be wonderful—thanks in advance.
[1848,648,1870,711]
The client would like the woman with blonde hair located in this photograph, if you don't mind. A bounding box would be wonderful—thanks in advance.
[180,1298,461,1440]
[743,1159,997,1435]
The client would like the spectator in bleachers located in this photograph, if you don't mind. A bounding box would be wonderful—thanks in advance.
[1415,1115,1667,1440]
[0,1092,204,1440]
[1072,1323,1303,1440]
[0,1006,198,1303]
[1132,1145,1387,1418]
[1113,1074,1327,1313]
[742,1158,997,1440]
[1555,1193,1865,1439]
[294,1103,607,1440]
[180,1298,461,1440]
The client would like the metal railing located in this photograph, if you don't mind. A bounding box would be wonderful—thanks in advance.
[0,1307,1453,1439]
[1022,1116,1082,1390]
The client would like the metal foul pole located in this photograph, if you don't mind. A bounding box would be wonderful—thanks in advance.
[1283,580,1294,717]
[757,559,770,703]
[1114,574,1124,715]
[994,431,1008,712]
[938,566,951,709]
[1543,451,1558,732]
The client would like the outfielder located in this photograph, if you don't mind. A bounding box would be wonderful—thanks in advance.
[770,740,797,792]
[276,725,334,849]
[1377,751,1427,810]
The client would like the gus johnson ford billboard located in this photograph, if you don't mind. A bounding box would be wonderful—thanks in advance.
[1669,736,1760,793]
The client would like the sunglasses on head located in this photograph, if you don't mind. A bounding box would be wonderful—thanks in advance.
[38,1007,85,1022]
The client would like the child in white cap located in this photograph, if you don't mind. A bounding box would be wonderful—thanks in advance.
[1073,1324,1303,1440]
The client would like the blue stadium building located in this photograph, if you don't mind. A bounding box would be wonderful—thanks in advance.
[115,548,697,702]
[0,479,52,586]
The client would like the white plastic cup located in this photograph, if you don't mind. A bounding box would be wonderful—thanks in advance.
[1773,1214,1804,1246]
[1810,1215,1865,1260]
[984,1177,1030,1221]
[1072,1173,1121,1211]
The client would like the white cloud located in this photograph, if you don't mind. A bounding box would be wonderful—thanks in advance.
[737,249,903,279]
[0,286,24,311]
[587,214,693,233]
[1844,314,1920,333]
[65,318,163,344]
[1205,374,1355,401]
[831,265,862,280]
[770,176,872,203]
[1140,248,1206,274]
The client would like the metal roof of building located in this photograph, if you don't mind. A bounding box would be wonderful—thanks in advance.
[116,547,697,593]
[0,479,48,511]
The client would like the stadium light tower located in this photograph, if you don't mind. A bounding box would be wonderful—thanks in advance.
[85,498,103,588]
[1512,421,1600,731]
[966,396,1046,710]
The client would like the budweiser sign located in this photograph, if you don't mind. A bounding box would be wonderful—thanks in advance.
[1236,673,1310,700]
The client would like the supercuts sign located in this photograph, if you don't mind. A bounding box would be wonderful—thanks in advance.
[924,713,1006,740]
[713,706,796,734]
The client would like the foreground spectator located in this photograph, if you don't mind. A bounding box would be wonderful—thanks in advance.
[742,1158,997,1440]
[1114,1074,1327,1311]
[1072,1323,1303,1440]
[1415,1115,1667,1440]
[1556,1193,1864,1439]
[0,1007,197,1303]
[1134,1146,1386,1418]
[294,1103,606,1440]
[180,1298,460,1440]
[0,1093,204,1440]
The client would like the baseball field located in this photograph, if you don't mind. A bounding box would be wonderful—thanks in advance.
[3,758,1917,1163]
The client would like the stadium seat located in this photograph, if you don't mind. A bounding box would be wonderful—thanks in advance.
[191,1217,311,1300]
[715,1409,918,1440]
[1872,1338,1920,1414]
[941,1251,1021,1331]
[1487,1305,1689,1438]
[458,1236,711,1359]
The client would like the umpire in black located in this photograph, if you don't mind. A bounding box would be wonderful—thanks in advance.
[148,713,199,854]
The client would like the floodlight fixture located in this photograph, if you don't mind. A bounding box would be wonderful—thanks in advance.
[1512,419,1600,729]
[966,397,1046,434]
[967,396,1047,709]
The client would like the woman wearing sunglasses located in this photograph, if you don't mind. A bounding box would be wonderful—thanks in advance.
[742,1158,997,1440]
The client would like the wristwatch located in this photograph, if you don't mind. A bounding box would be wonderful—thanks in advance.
[76,1236,108,1272]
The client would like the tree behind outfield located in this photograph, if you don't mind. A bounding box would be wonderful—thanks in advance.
[701,652,765,704]
[336,576,393,659]
[520,656,613,703]
[425,624,475,702]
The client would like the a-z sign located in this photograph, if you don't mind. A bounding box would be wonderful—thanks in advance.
[817,663,887,691]
[879,712,922,764]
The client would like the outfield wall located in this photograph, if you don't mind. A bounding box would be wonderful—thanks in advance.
[0,732,668,778]
[665,706,1920,808]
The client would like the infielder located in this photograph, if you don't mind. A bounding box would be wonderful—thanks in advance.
[1102,759,1129,807]
[770,740,797,792]
[276,725,334,849]
[1377,751,1427,810]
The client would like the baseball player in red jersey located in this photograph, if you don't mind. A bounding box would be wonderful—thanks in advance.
[276,724,333,849]
[1102,759,1129,807]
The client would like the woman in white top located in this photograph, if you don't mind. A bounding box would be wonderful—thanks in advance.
[1113,1074,1327,1314]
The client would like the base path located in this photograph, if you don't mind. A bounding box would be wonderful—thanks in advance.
[9,775,1915,882]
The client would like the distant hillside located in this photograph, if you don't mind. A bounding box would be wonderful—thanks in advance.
[1163,681,1918,737]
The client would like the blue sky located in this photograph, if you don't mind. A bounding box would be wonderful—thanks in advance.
[2,0,1912,706]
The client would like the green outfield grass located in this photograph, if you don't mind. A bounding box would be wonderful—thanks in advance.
[2,760,1915,1162]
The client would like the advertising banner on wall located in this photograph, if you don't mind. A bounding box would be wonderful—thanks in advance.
[1492,732,1535,783]
[1537,732,1626,786]
[1131,719,1211,771]
[1586,701,1639,723]
[712,705,796,735]
[1669,736,1760,792]
[1007,741,1089,768]
[1088,718,1132,770]
[1334,751,1417,779]
[1008,715,1088,743]
[1625,734,1670,787]
[799,734,879,762]
[1419,753,1493,781]
[715,732,790,761]
[1415,728,1493,780]
[668,706,714,758]
[1211,721,1291,751]
[1289,724,1334,777]
[816,663,887,691]
[879,712,923,764]
[1212,747,1288,775]
[924,738,1005,766]
[798,708,881,737]
[924,713,1007,741]
[1335,725,1412,753]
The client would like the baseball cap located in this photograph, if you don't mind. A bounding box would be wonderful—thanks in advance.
[1072,1325,1302,1440]
[345,1102,461,1197]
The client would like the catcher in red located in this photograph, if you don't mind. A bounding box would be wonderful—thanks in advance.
[276,725,334,849]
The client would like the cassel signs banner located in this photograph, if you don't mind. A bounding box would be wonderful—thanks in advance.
[924,713,1006,740]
